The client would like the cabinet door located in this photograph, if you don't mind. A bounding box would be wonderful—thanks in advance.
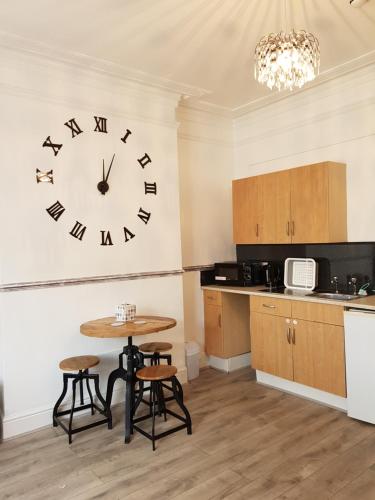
[261,170,291,243]
[292,319,346,397]
[250,312,293,380]
[204,303,223,357]
[232,176,262,244]
[290,163,329,243]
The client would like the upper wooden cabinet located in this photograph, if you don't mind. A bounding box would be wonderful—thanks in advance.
[232,161,347,244]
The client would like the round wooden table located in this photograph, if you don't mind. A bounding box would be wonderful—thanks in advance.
[80,315,176,443]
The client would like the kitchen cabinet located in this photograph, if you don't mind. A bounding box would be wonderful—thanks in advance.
[250,296,346,397]
[232,161,347,244]
[232,175,262,243]
[204,290,250,358]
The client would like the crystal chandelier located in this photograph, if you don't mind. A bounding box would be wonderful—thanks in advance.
[254,24,320,91]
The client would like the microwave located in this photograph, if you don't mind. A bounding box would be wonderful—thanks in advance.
[214,261,268,287]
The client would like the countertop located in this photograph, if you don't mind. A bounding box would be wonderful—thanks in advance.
[202,284,375,311]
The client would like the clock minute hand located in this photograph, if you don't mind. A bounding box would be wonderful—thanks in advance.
[105,153,116,182]
[102,159,105,181]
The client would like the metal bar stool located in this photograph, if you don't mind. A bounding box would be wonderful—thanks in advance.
[132,365,192,451]
[137,342,174,405]
[53,355,112,444]
[138,342,173,366]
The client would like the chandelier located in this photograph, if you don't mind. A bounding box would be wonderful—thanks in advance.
[254,27,320,91]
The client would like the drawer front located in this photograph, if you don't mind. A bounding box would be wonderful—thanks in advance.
[204,289,222,306]
[250,295,291,317]
[292,301,344,326]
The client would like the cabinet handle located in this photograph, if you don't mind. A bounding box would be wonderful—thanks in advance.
[262,304,276,309]
[218,314,221,328]
[291,221,295,236]
[286,327,291,344]
[286,222,290,236]
[256,223,259,237]
[292,327,296,344]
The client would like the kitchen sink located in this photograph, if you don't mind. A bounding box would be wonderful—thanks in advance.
[308,292,359,301]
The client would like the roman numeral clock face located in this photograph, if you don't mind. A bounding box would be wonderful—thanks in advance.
[37,115,158,247]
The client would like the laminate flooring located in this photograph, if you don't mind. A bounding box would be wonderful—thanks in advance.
[1,367,375,499]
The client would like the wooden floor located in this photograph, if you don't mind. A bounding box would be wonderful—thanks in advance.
[2,368,375,499]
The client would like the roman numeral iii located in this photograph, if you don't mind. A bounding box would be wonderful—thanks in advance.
[144,182,157,195]
[46,200,65,221]
[94,116,107,133]
[64,118,83,138]
[100,231,113,246]
[137,207,151,224]
[42,136,63,156]
[69,221,87,241]
[137,153,151,169]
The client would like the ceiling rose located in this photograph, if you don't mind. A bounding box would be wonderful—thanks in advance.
[254,3,320,92]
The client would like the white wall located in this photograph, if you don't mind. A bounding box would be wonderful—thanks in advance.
[233,64,375,242]
[0,43,190,438]
[177,103,235,362]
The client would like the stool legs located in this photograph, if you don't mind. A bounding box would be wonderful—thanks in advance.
[53,371,112,444]
[172,377,192,434]
[53,373,69,427]
[132,375,192,450]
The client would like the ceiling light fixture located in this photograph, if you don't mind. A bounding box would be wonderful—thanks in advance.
[254,1,320,91]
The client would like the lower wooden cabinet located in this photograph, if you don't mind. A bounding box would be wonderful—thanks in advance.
[250,297,346,397]
[292,319,346,397]
[251,312,293,380]
[204,290,250,358]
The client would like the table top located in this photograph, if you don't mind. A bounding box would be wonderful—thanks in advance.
[80,315,177,338]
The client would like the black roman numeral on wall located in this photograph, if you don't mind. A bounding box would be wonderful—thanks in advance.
[64,118,83,138]
[124,227,135,242]
[94,116,107,133]
[137,207,151,224]
[144,182,157,195]
[100,230,113,246]
[121,129,132,144]
[137,153,151,169]
[69,221,86,241]
[46,200,65,221]
[42,136,63,156]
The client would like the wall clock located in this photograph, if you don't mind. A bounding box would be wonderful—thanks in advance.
[36,115,158,247]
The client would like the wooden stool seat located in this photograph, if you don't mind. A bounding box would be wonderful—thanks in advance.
[138,342,173,353]
[59,355,100,372]
[137,365,177,381]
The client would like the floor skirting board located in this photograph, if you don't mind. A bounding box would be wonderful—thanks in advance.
[256,371,347,412]
[208,353,251,373]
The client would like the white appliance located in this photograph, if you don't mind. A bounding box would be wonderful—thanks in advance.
[284,258,317,291]
[344,309,375,424]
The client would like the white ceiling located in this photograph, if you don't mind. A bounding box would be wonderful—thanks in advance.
[1,0,375,109]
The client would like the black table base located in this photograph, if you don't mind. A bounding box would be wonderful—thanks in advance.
[106,336,144,443]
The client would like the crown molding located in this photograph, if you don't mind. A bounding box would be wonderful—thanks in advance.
[0,30,209,101]
[233,49,375,118]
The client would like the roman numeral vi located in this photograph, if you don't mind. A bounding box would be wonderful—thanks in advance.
[100,231,113,246]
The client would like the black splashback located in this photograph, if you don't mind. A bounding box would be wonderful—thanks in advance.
[237,242,375,292]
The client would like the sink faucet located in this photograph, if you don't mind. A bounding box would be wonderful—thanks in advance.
[348,277,357,295]
[331,276,339,294]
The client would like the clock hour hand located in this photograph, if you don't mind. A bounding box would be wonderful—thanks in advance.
[105,153,116,182]
[97,158,109,195]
